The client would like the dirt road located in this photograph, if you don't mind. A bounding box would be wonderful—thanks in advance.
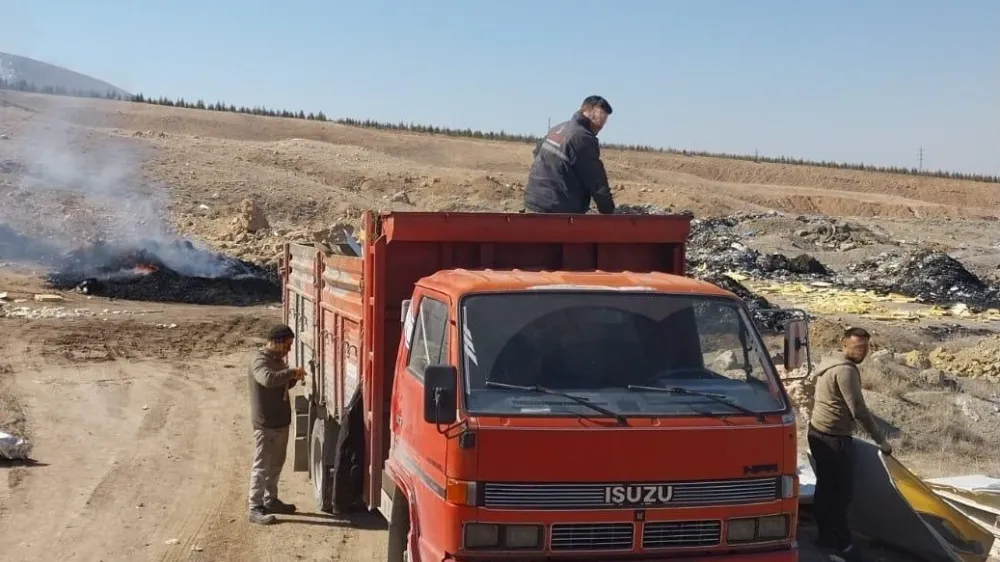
[0,300,388,562]
[0,304,927,562]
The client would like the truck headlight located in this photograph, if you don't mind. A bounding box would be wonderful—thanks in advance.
[757,515,789,539]
[464,523,500,548]
[505,524,542,549]
[463,523,543,550]
[726,518,757,542]
[726,515,790,543]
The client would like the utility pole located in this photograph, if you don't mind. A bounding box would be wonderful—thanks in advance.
[547,117,551,130]
[918,147,924,171]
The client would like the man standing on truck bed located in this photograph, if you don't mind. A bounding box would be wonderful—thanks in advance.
[809,327,893,562]
[523,95,616,214]
[247,324,305,525]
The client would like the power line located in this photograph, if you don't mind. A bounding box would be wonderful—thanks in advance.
[918,147,924,171]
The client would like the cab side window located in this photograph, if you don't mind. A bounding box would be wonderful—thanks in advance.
[406,296,450,381]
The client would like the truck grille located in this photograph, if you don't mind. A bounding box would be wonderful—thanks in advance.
[643,520,722,549]
[550,522,634,551]
[483,477,778,509]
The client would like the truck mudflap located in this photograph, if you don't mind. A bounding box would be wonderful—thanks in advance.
[331,384,366,513]
[805,438,993,562]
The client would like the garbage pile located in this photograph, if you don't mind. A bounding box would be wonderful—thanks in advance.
[683,211,1000,316]
[45,239,281,306]
[687,214,770,274]
[793,216,892,251]
[839,250,1000,311]
[687,213,832,282]
[614,204,694,216]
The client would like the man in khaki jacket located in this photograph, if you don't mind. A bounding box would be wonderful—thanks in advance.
[247,324,306,525]
[809,327,892,562]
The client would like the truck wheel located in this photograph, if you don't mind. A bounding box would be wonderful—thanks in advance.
[310,417,333,512]
[387,488,411,562]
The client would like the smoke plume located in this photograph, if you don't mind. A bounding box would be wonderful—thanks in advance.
[0,89,236,278]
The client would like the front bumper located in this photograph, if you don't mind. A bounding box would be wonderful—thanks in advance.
[438,546,798,562]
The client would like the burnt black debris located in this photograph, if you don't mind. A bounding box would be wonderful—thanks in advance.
[45,239,281,306]
[686,212,832,282]
[614,204,694,216]
[757,253,829,276]
[840,250,1000,311]
[919,324,996,341]
[687,214,766,273]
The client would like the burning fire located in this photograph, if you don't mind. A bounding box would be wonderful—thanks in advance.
[44,238,283,305]
[132,264,159,275]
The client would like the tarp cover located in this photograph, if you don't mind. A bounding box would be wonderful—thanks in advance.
[924,475,1000,557]
[847,439,993,562]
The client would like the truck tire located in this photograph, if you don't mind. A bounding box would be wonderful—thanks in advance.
[386,488,411,562]
[310,417,333,512]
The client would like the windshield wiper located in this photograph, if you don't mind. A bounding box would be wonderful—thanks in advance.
[627,385,764,422]
[485,381,629,426]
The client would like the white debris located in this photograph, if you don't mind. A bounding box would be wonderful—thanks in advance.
[0,305,161,320]
[0,431,32,460]
[164,538,181,546]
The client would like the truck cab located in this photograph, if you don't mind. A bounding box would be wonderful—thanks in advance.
[282,211,806,562]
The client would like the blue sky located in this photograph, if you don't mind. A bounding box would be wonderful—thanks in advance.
[3,0,998,175]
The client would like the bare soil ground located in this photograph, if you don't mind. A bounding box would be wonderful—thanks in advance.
[2,90,999,561]
[0,269,389,561]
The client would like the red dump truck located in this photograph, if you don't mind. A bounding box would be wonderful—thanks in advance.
[282,210,809,562]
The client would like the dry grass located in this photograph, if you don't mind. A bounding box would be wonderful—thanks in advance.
[862,359,924,398]
[896,404,985,455]
[856,356,1000,476]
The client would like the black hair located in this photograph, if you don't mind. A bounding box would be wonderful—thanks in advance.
[266,323,295,342]
[842,327,871,341]
[581,95,613,115]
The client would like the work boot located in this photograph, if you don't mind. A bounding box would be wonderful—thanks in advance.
[829,544,864,562]
[248,507,277,525]
[264,498,297,515]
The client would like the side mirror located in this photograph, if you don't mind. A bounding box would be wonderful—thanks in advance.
[784,318,810,372]
[423,364,458,425]
[400,299,411,324]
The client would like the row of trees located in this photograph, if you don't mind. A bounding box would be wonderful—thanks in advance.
[2,76,997,184]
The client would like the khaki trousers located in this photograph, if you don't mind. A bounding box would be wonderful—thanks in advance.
[248,426,289,509]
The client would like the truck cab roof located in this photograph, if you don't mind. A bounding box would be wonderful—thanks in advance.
[417,269,736,300]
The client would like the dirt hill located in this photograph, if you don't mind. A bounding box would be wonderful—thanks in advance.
[0,52,129,97]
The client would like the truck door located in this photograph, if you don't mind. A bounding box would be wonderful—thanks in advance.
[393,291,451,501]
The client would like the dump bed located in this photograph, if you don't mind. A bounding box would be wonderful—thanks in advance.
[281,210,693,507]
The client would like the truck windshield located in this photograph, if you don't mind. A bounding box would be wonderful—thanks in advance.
[459,291,787,418]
